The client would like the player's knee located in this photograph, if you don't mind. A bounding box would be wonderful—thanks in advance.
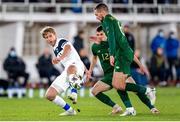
[67,65,77,75]
[112,82,119,90]
[91,88,99,96]
[45,92,56,101]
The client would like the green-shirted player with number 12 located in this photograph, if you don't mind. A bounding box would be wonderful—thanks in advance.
[87,26,159,115]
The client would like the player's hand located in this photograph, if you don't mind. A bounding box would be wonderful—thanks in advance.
[52,57,60,64]
[110,56,114,66]
[89,36,100,44]
[139,66,150,77]
[86,70,92,82]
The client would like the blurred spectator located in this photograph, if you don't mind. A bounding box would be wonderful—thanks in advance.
[36,47,60,86]
[175,58,180,86]
[165,31,179,81]
[133,0,153,3]
[71,0,82,13]
[3,47,29,88]
[131,49,149,86]
[113,0,128,3]
[124,24,135,51]
[158,0,177,4]
[0,79,9,91]
[149,47,167,86]
[151,29,166,54]
[73,30,90,69]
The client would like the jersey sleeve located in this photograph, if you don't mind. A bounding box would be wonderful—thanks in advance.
[54,39,70,57]
[91,44,97,56]
[104,17,116,56]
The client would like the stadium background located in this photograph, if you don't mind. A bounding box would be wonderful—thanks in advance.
[0,0,180,121]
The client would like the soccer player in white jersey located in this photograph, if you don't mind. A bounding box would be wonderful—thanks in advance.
[40,26,85,116]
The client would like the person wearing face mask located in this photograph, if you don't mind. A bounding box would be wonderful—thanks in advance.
[3,47,29,88]
[151,29,166,54]
[165,31,180,83]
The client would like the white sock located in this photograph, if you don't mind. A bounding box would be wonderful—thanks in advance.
[53,95,73,112]
[39,88,45,98]
[145,87,150,95]
[80,87,85,97]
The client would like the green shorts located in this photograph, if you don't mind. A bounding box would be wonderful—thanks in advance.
[101,72,113,87]
[114,50,133,76]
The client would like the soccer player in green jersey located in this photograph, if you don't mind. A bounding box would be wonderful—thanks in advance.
[89,26,159,115]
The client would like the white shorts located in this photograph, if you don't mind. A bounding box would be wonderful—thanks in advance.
[50,62,85,93]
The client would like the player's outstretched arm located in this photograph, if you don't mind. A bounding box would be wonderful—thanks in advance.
[86,55,97,81]
[105,18,116,57]
[133,55,150,77]
[57,44,71,61]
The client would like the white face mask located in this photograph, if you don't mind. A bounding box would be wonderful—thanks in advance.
[10,51,16,57]
[170,34,176,39]
[159,32,164,37]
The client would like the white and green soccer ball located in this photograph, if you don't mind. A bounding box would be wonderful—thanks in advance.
[68,75,82,89]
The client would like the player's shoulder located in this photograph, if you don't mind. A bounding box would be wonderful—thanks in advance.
[57,38,70,47]
[105,14,116,21]
[91,43,100,52]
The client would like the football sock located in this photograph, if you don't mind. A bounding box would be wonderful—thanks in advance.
[53,95,73,112]
[95,92,116,107]
[125,83,146,94]
[117,90,132,108]
[136,93,154,109]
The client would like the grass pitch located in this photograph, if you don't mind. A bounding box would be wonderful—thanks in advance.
[0,87,180,121]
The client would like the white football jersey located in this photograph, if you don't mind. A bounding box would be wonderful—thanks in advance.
[53,38,83,67]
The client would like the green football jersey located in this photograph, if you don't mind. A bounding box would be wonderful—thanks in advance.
[101,14,134,60]
[91,41,114,74]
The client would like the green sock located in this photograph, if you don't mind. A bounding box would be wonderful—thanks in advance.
[125,83,146,94]
[117,90,132,108]
[136,93,154,109]
[95,92,116,107]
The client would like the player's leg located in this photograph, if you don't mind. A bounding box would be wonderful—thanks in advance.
[45,71,76,116]
[91,80,122,114]
[66,63,85,104]
[116,90,136,116]
[113,57,152,97]
[126,77,159,114]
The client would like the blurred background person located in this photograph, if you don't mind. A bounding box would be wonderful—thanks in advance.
[124,24,135,51]
[151,29,166,55]
[165,31,179,84]
[175,58,180,87]
[73,30,90,70]
[131,49,149,86]
[149,47,167,86]
[3,47,29,88]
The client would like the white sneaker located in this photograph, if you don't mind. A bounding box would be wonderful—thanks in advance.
[146,87,156,105]
[150,108,160,114]
[120,107,136,116]
[68,92,78,104]
[110,104,123,115]
[59,109,77,116]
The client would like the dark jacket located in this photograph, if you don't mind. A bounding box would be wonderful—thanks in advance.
[3,55,25,73]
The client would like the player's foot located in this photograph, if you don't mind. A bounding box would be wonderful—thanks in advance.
[68,92,77,104]
[59,109,77,116]
[120,107,136,116]
[146,87,156,105]
[110,104,123,115]
[151,108,159,114]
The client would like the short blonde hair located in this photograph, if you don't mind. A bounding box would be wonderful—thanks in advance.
[40,26,56,38]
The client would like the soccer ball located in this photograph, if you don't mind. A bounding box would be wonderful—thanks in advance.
[68,75,82,89]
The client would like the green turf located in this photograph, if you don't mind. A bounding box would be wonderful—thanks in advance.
[0,87,180,121]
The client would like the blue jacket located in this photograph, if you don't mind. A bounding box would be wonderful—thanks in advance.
[151,35,166,54]
[166,37,179,58]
